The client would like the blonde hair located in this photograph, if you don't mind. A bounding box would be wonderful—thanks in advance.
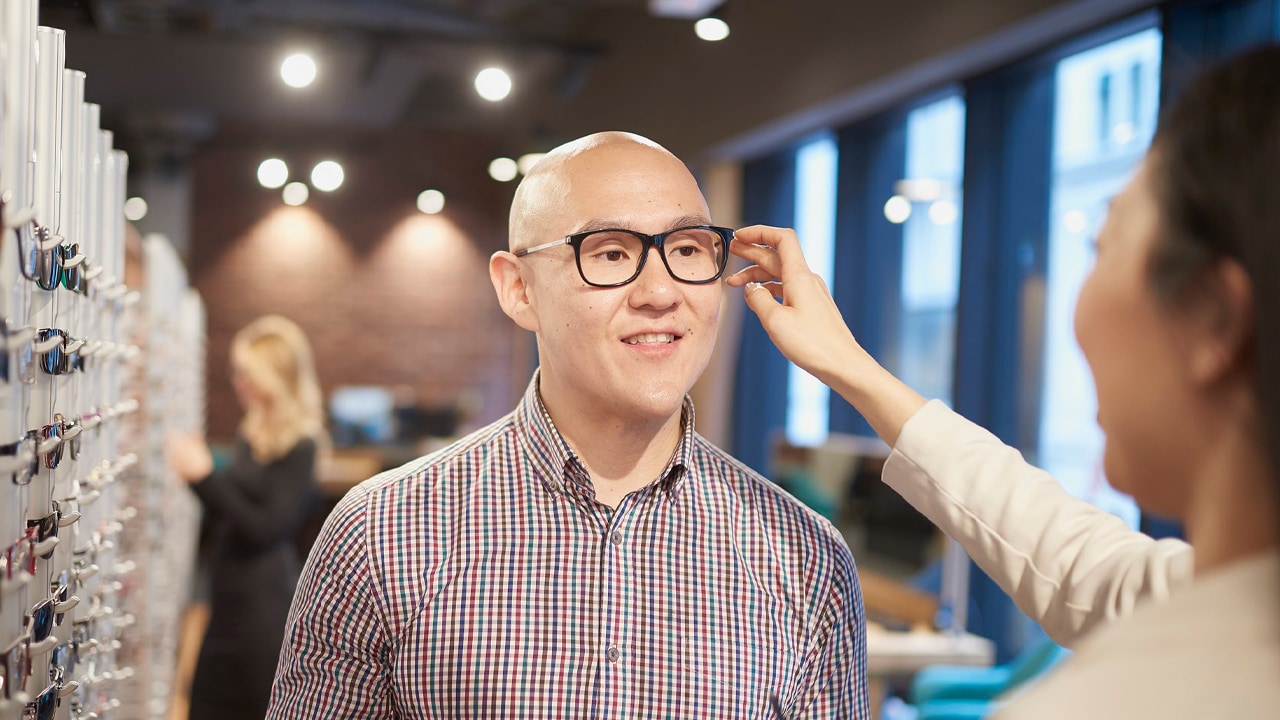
[233,315,326,463]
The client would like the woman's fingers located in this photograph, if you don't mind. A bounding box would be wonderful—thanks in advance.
[725,264,779,287]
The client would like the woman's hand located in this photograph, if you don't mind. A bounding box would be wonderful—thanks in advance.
[726,224,927,446]
[726,225,864,384]
[167,432,214,484]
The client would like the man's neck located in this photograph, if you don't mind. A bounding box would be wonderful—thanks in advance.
[538,388,685,508]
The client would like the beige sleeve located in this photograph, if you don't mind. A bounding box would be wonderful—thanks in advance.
[881,400,1194,647]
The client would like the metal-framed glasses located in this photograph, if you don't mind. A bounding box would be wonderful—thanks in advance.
[514,225,733,288]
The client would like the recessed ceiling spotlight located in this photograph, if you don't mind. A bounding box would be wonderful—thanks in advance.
[281,53,317,88]
[883,195,912,224]
[475,67,512,102]
[517,153,546,176]
[417,189,446,214]
[123,197,148,222]
[257,158,289,189]
[694,17,730,41]
[311,160,344,192]
[488,157,519,182]
[282,181,309,206]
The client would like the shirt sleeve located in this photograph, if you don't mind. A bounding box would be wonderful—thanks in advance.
[267,486,397,719]
[791,540,873,719]
[881,399,1195,646]
[190,438,317,550]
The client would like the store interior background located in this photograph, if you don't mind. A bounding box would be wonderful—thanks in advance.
[24,0,1280,717]
[48,0,1152,445]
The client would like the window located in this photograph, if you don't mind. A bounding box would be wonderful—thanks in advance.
[1039,27,1162,529]
[785,133,838,446]
[896,94,965,406]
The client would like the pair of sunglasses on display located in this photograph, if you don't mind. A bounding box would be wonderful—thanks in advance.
[5,213,96,295]
[27,501,81,562]
[1,414,85,483]
[35,329,88,376]
[1,582,78,707]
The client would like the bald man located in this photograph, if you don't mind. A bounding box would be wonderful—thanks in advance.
[268,132,869,719]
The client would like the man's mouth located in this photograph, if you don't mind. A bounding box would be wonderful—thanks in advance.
[623,332,678,345]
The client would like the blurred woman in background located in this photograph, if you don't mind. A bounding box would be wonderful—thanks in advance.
[168,315,324,720]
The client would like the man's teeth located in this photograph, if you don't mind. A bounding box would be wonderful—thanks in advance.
[624,333,676,345]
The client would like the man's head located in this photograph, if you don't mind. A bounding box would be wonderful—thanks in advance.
[490,132,723,426]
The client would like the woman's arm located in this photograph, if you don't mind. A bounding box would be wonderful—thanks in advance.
[728,225,1195,645]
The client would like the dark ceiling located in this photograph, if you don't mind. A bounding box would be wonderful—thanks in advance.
[39,0,697,168]
[36,0,1132,178]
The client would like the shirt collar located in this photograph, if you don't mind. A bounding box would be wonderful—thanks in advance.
[514,369,696,498]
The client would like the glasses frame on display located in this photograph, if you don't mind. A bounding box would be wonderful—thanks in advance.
[2,530,38,585]
[35,329,88,377]
[1,431,40,485]
[1,319,36,385]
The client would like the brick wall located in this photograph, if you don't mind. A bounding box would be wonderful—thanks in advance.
[190,126,532,442]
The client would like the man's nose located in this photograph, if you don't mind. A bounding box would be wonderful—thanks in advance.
[628,247,679,307]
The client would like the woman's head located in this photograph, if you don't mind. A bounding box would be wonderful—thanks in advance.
[1074,45,1280,520]
[231,315,325,462]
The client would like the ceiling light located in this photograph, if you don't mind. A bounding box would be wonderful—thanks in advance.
[417,189,446,215]
[928,200,958,226]
[282,182,309,206]
[883,195,912,224]
[280,53,317,89]
[257,158,289,189]
[694,17,730,41]
[123,197,148,222]
[516,153,546,175]
[488,157,518,182]
[310,160,344,192]
[475,67,512,102]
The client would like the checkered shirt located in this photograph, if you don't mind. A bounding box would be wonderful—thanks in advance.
[267,374,869,719]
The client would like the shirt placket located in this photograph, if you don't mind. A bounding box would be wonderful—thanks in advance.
[596,490,640,718]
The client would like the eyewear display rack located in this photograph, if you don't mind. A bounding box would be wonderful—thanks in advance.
[1,3,205,720]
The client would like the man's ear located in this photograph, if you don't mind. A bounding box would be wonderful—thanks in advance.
[1186,258,1254,385]
[490,251,540,332]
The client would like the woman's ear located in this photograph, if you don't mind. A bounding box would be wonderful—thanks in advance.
[490,251,540,333]
[1187,258,1254,385]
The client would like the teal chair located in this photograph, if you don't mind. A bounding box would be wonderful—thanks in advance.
[912,637,1070,719]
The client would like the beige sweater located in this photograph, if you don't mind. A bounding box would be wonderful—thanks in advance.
[882,400,1280,718]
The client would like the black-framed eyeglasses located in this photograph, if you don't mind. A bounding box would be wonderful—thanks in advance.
[514,225,733,288]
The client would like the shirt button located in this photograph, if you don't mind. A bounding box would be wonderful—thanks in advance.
[606,645,620,663]
[609,531,623,546]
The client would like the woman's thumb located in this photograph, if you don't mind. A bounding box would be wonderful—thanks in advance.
[743,282,779,323]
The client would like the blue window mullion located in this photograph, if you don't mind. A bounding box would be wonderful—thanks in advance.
[731,151,798,474]
[829,116,907,437]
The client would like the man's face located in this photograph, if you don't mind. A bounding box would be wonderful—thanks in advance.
[511,142,723,425]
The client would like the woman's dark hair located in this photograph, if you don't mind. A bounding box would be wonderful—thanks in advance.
[1148,44,1280,492]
